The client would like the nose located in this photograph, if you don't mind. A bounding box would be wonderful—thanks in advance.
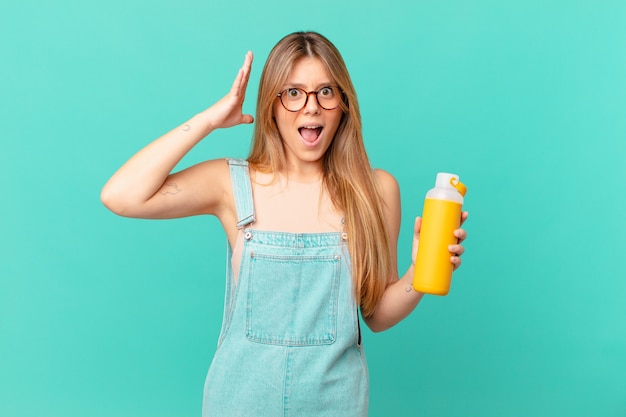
[303,92,321,114]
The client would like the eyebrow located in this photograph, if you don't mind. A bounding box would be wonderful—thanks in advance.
[282,82,334,90]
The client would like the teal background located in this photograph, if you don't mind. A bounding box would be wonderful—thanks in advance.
[2,0,625,416]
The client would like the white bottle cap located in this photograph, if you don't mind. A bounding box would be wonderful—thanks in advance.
[436,172,460,188]
[436,172,467,196]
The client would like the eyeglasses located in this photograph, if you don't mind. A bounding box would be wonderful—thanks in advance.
[277,86,343,112]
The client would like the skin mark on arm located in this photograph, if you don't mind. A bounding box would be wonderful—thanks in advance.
[159,182,182,196]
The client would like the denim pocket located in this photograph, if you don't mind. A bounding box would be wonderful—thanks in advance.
[246,252,340,346]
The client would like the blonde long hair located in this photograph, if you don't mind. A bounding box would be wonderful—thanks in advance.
[247,32,391,318]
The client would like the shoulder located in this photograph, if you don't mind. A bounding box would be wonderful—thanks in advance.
[373,168,401,222]
[373,168,400,201]
[187,158,232,190]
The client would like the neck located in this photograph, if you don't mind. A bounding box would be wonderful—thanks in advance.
[283,159,324,183]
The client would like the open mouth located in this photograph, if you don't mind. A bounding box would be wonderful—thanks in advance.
[298,126,323,144]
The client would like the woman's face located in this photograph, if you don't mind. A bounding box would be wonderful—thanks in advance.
[273,57,343,173]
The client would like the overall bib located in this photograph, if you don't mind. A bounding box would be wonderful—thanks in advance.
[202,159,369,417]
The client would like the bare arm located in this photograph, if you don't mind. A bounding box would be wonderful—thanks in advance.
[100,52,254,220]
[363,170,468,332]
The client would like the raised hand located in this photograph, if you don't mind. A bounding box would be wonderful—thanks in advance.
[101,51,257,218]
[204,51,255,130]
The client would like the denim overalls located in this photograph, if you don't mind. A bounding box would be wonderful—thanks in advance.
[202,159,369,417]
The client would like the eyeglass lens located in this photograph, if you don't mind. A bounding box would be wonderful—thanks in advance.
[279,87,341,111]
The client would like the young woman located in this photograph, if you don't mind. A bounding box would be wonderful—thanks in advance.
[101,31,467,417]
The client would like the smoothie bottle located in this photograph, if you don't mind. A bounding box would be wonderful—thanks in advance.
[412,173,467,295]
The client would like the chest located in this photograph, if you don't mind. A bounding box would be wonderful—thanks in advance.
[251,176,343,233]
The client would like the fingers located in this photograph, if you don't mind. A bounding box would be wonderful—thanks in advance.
[410,216,421,265]
[230,51,254,98]
[414,216,422,235]
[455,211,468,243]
[448,243,465,257]
[451,212,466,270]
[449,243,464,271]
[242,50,253,70]
[229,68,244,97]
[451,255,463,270]
[240,113,254,124]
[222,52,254,125]
[240,51,253,95]
[454,228,467,243]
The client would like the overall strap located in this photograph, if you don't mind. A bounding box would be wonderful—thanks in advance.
[226,158,256,228]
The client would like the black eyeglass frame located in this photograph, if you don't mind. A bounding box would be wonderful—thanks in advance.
[276,86,344,112]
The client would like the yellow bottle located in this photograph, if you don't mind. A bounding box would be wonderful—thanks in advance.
[412,173,467,295]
